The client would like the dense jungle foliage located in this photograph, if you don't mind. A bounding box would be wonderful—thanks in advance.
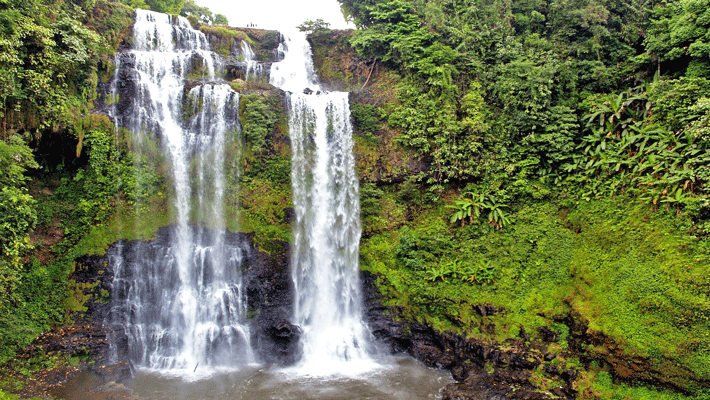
[327,0,710,396]
[0,0,132,365]
[340,0,710,206]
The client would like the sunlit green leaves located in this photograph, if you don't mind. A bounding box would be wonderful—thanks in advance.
[146,0,183,14]
[0,0,103,133]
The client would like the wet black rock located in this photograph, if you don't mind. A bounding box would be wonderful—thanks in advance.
[244,238,301,365]
[475,304,502,317]
[537,326,560,342]
[360,270,571,400]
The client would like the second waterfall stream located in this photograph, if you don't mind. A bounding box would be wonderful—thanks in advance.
[270,30,378,375]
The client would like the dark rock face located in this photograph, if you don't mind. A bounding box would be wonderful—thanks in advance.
[562,311,706,393]
[244,238,301,365]
[307,30,376,93]
[441,371,554,400]
[112,53,141,132]
[360,270,575,400]
[72,255,114,323]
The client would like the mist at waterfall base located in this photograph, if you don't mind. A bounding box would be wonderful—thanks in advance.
[95,9,452,399]
[122,357,450,400]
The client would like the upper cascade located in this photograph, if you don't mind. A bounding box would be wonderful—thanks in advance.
[240,40,265,82]
[133,9,210,53]
[269,30,320,93]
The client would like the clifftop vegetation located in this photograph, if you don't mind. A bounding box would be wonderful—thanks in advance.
[339,0,710,209]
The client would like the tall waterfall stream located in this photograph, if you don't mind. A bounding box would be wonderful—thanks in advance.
[63,10,452,399]
[271,31,375,376]
[109,9,251,373]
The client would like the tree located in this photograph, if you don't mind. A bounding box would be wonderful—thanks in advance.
[297,19,331,34]
[180,0,213,23]
[0,0,101,136]
[646,0,710,77]
[214,13,228,25]
[147,0,184,15]
[338,0,381,28]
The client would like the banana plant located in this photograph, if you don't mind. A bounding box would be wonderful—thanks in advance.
[446,199,473,227]
[463,191,485,224]
[426,263,453,282]
[446,191,485,227]
[483,195,510,230]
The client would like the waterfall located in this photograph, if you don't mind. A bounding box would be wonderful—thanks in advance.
[240,40,264,82]
[109,9,251,372]
[270,31,376,375]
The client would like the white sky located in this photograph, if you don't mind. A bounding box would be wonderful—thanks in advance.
[196,0,355,30]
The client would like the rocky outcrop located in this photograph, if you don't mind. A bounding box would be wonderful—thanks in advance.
[308,30,377,92]
[562,311,706,394]
[200,26,283,82]
[244,238,301,364]
[361,271,577,399]
[5,323,132,399]
[306,30,429,184]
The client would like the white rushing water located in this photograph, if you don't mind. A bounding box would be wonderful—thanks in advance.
[270,31,377,376]
[240,40,264,82]
[110,9,251,374]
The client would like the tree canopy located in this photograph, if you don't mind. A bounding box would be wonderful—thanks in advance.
[339,0,710,229]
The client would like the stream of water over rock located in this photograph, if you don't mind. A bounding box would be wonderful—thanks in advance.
[270,30,376,376]
[97,10,452,398]
[109,9,251,373]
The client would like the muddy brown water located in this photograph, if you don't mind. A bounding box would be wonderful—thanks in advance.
[54,355,452,400]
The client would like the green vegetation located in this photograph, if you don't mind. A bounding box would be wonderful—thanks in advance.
[0,0,135,364]
[0,0,130,137]
[240,94,282,155]
[238,93,292,252]
[145,0,182,14]
[342,0,710,208]
[335,0,710,395]
[360,188,710,395]
[0,389,18,399]
[297,19,331,35]
[180,0,227,26]
[0,136,38,303]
